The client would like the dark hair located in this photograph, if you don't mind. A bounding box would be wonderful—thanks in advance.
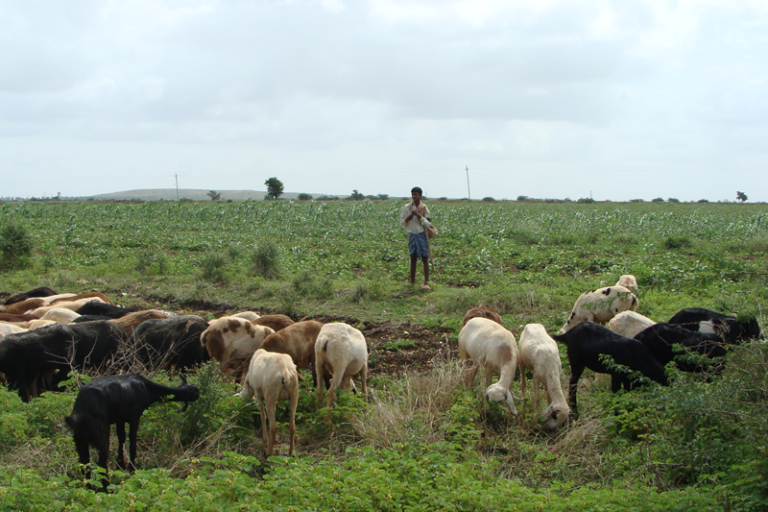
[411,187,423,195]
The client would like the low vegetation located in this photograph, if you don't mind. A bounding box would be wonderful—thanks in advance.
[1,199,767,509]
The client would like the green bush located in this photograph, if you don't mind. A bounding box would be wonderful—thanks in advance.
[200,253,228,282]
[0,222,33,270]
[251,242,280,279]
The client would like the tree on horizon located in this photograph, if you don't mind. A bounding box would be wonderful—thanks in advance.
[265,177,284,200]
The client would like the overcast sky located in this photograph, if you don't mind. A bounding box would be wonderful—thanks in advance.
[2,0,767,202]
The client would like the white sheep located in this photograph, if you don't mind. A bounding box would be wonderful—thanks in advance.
[231,311,261,322]
[518,324,570,430]
[200,317,274,380]
[458,317,518,414]
[237,349,299,456]
[315,323,369,410]
[608,311,656,339]
[29,297,107,319]
[40,308,81,324]
[0,323,27,338]
[562,285,638,333]
[616,275,639,294]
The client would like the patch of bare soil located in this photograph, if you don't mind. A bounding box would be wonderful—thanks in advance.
[177,307,456,377]
[0,289,456,378]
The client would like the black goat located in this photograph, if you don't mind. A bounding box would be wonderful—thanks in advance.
[75,302,135,319]
[130,315,210,372]
[4,286,58,306]
[668,307,762,343]
[634,322,727,374]
[65,373,199,487]
[0,321,124,401]
[552,322,668,411]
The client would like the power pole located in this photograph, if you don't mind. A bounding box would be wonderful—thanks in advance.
[175,173,179,201]
[465,165,471,200]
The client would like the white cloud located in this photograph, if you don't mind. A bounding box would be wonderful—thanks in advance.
[1,0,767,201]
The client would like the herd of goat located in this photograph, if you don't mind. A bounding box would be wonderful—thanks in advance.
[0,275,762,489]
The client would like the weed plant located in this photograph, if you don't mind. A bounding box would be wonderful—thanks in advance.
[0,221,33,270]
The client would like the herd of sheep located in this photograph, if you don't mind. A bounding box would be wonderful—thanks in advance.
[0,277,762,489]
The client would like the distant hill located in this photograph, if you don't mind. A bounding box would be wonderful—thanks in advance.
[80,189,315,201]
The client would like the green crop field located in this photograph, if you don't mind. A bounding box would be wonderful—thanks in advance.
[1,199,767,510]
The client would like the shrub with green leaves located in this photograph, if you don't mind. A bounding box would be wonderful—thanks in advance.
[0,221,33,270]
[251,241,280,279]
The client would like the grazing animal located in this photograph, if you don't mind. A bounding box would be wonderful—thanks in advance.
[0,313,39,323]
[37,293,79,305]
[4,287,59,306]
[458,317,518,414]
[237,349,299,456]
[252,314,295,332]
[634,322,727,373]
[40,308,81,324]
[518,324,570,430]
[30,298,107,318]
[260,320,324,386]
[200,317,274,379]
[315,323,369,410]
[0,298,45,315]
[109,310,172,338]
[552,322,668,411]
[75,302,134,319]
[0,321,125,401]
[131,316,210,372]
[668,307,762,343]
[562,285,638,333]
[51,291,114,306]
[608,311,656,339]
[65,374,199,487]
[0,323,27,338]
[615,275,639,294]
[231,311,260,322]
[462,307,502,326]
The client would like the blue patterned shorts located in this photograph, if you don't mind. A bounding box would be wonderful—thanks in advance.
[408,231,430,259]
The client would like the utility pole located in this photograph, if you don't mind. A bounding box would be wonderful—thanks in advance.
[175,173,179,201]
[465,165,471,200]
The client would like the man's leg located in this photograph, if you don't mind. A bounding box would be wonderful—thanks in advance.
[410,254,418,284]
[422,257,429,285]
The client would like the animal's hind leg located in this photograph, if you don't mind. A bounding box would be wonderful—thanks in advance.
[115,421,127,469]
[128,419,140,470]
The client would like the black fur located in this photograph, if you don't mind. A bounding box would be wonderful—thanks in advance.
[129,315,210,371]
[552,322,668,412]
[75,302,135,319]
[4,287,58,305]
[634,322,727,373]
[65,374,199,488]
[0,321,125,402]
[668,307,762,343]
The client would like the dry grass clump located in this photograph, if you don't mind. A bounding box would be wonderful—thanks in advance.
[350,353,464,447]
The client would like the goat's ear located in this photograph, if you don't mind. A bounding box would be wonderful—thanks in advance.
[506,391,517,415]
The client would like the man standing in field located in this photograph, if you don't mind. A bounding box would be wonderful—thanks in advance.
[400,187,432,290]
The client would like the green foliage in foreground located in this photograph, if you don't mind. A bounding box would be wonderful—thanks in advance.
[0,448,719,511]
[0,344,766,510]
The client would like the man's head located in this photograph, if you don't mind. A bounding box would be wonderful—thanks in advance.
[411,187,423,203]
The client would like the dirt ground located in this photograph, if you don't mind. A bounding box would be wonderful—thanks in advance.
[0,291,456,378]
